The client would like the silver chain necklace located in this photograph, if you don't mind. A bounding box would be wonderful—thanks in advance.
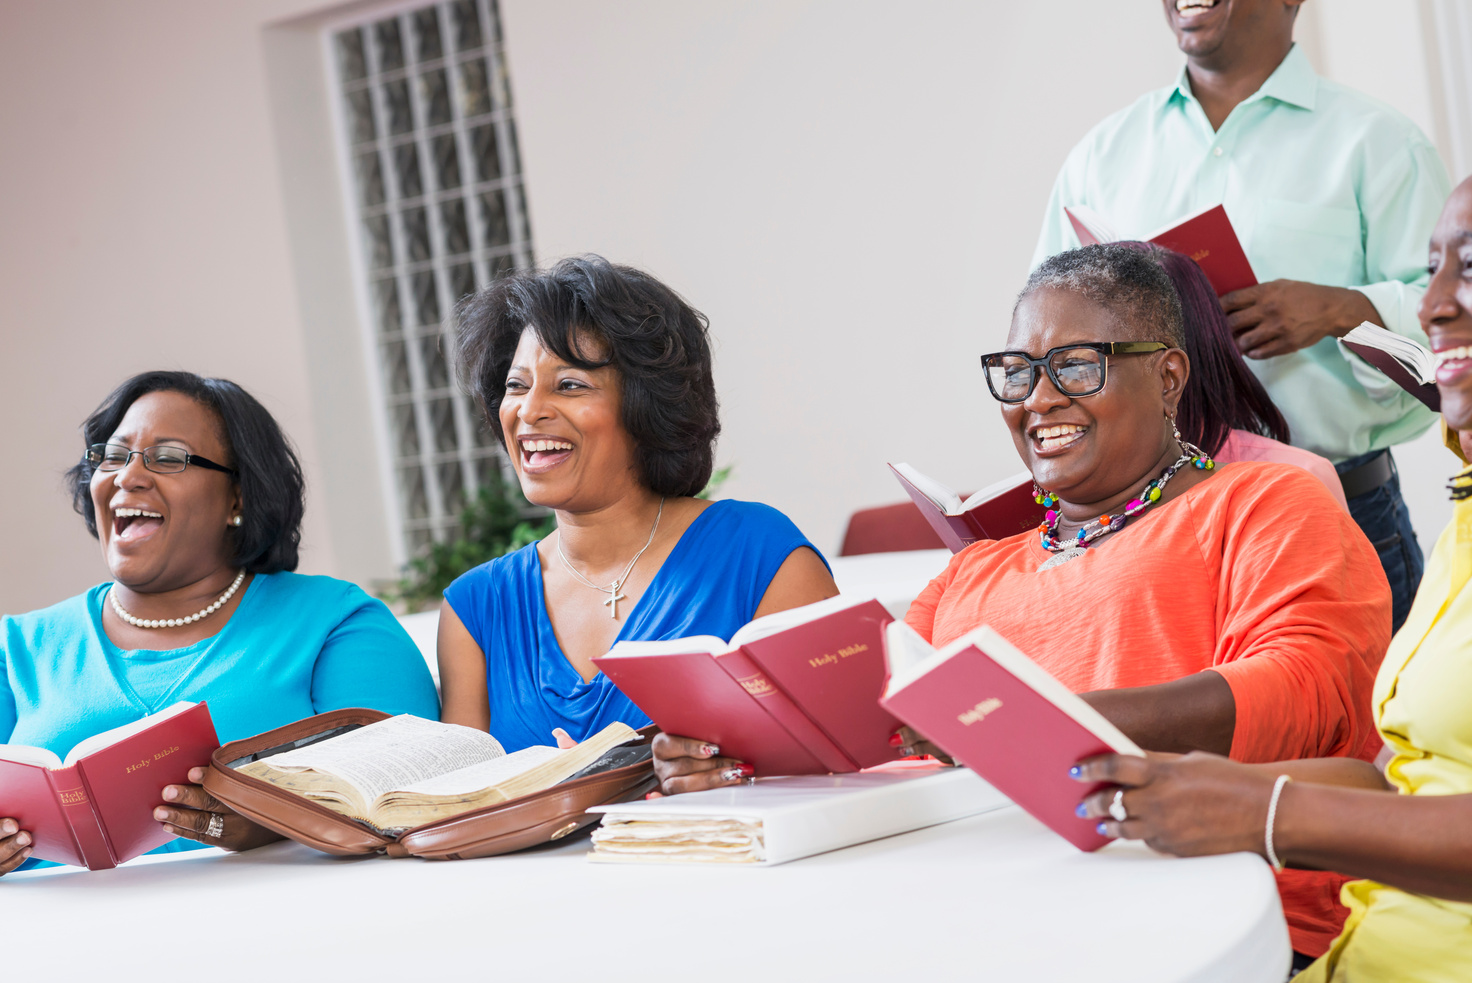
[557,498,665,619]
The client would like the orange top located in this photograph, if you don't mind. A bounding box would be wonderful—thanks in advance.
[904,461,1392,957]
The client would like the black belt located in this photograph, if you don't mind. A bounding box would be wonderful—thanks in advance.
[1339,449,1394,500]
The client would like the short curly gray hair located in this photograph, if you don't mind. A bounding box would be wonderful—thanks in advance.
[1017,243,1185,348]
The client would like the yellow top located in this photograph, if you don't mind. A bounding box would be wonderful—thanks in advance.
[1301,470,1472,982]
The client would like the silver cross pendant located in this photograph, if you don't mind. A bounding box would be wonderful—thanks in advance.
[604,583,628,619]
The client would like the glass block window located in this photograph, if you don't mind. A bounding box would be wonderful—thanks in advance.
[331,0,534,556]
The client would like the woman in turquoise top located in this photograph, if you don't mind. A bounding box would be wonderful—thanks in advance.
[0,371,438,875]
[437,257,839,783]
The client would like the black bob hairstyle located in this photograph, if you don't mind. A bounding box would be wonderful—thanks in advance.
[453,255,721,498]
[67,371,307,574]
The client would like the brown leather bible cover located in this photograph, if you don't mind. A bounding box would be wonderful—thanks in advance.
[202,709,658,861]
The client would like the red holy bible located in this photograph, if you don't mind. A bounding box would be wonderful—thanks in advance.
[1342,322,1440,411]
[879,623,1143,851]
[0,701,220,869]
[594,596,900,775]
[1066,203,1257,297]
[888,466,1044,553]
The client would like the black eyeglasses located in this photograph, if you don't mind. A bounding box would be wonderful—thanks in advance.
[980,342,1169,403]
[85,443,239,477]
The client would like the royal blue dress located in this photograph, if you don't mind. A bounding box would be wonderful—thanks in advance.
[444,500,827,752]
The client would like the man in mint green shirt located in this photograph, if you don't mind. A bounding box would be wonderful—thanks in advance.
[1033,0,1450,637]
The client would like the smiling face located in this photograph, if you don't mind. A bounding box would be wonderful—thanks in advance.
[89,390,240,592]
[1003,288,1187,508]
[1422,178,1472,437]
[499,326,644,512]
[1162,0,1298,65]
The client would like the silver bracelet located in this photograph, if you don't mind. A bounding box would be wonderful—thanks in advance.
[1264,774,1292,872]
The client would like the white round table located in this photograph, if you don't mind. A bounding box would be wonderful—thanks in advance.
[6,804,1288,982]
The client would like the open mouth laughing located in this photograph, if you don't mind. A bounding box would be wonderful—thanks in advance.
[1030,424,1088,453]
[1434,345,1472,385]
[113,505,164,543]
[517,435,575,474]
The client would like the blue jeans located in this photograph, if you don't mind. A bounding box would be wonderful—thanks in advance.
[1337,450,1424,633]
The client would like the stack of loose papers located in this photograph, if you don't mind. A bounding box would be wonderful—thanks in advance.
[587,764,1008,866]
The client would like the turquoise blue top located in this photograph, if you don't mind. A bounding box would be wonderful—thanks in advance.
[1,571,440,867]
[1032,44,1450,463]
[444,500,827,753]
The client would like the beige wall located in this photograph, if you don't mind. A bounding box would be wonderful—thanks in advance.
[0,0,1464,617]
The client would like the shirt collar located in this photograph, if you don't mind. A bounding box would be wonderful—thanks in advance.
[1169,42,1318,113]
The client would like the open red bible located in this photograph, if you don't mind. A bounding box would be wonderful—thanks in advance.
[1066,203,1256,297]
[0,701,220,869]
[879,623,1142,851]
[594,596,899,776]
[888,465,1043,553]
[1342,321,1440,411]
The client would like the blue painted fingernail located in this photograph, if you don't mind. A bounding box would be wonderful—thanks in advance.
[1068,765,1082,779]
[1075,802,1087,818]
[1096,822,1108,836]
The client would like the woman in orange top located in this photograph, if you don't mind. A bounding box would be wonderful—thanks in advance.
[904,244,1391,960]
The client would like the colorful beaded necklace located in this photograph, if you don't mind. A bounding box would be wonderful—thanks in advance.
[1035,442,1214,569]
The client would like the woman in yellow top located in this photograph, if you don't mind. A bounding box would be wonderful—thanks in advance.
[1069,177,1472,982]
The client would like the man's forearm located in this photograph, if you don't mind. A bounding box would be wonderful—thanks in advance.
[1328,284,1385,336]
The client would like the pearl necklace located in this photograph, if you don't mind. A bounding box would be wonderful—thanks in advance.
[557,498,665,619]
[109,570,246,629]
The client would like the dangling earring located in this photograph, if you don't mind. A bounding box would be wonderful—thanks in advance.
[229,515,242,527]
[1170,414,1215,471]
[1032,483,1058,508]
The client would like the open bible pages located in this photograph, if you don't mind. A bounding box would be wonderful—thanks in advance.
[889,462,964,514]
[726,594,875,648]
[601,635,729,659]
[0,745,63,769]
[957,471,1033,514]
[0,701,202,770]
[1344,322,1437,382]
[62,701,199,766]
[368,722,642,828]
[882,621,940,690]
[392,744,563,797]
[238,715,506,816]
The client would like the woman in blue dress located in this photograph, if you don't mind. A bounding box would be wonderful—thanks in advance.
[438,256,839,789]
[0,372,438,875]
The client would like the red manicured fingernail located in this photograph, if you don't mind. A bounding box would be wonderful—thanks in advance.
[644,791,664,800]
[700,744,719,757]
[736,763,755,778]
[889,733,906,747]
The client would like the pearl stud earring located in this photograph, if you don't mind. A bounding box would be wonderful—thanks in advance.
[230,515,242,527]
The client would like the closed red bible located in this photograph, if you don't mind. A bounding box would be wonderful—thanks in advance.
[1066,203,1257,297]
[888,465,1043,553]
[0,701,220,869]
[879,623,1143,851]
[594,596,900,775]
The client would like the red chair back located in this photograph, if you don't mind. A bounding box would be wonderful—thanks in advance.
[839,501,947,556]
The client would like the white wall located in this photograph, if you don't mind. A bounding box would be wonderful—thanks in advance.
[0,0,1464,617]
[504,0,1183,555]
[0,0,341,619]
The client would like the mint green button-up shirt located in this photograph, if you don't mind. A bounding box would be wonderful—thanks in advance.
[1032,44,1449,462]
